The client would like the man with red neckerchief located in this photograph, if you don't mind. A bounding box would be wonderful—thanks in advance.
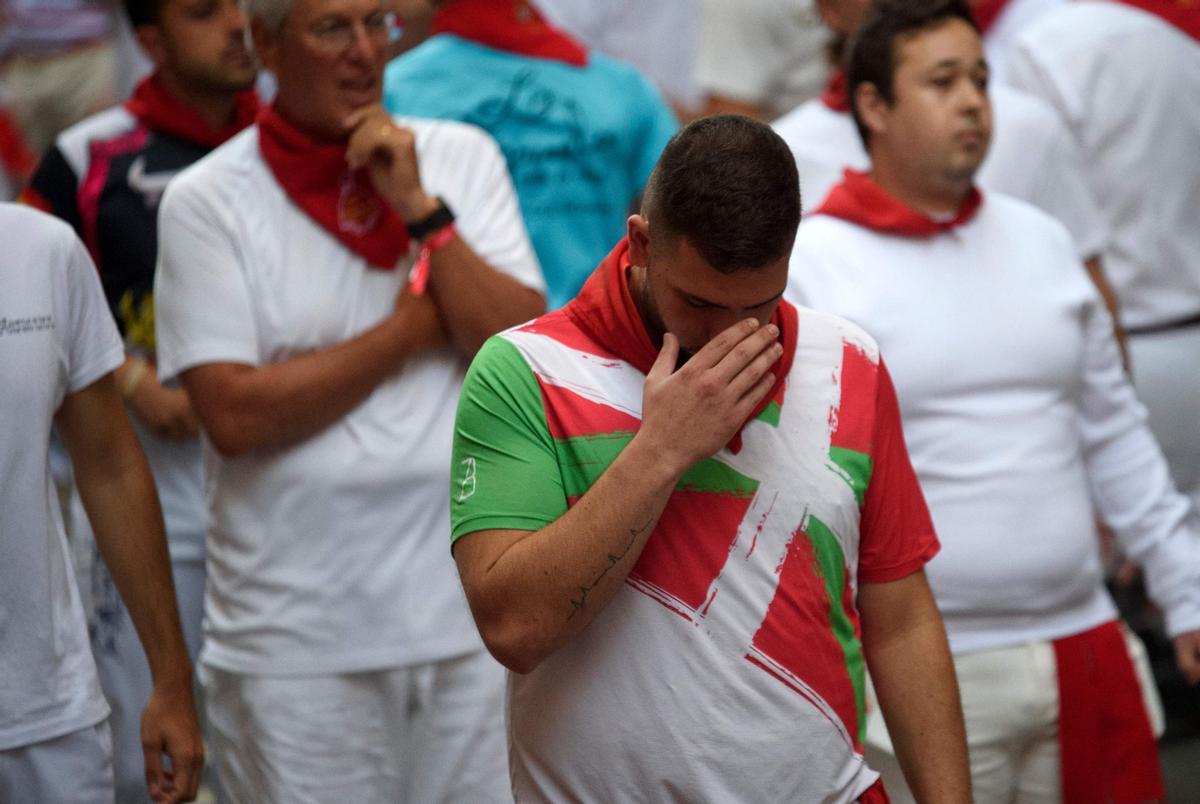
[152,0,544,797]
[19,0,257,798]
[787,1,1200,801]
[772,0,1128,366]
[450,115,971,802]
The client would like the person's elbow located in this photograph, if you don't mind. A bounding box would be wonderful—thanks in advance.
[472,605,551,675]
[200,411,257,458]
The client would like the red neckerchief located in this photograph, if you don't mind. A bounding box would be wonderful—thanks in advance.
[125,74,259,149]
[814,169,983,236]
[431,0,588,66]
[821,69,850,113]
[1054,621,1165,802]
[1112,0,1200,41]
[0,108,34,179]
[256,105,410,270]
[564,238,797,452]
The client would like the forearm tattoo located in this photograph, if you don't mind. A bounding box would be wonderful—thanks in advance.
[567,518,653,621]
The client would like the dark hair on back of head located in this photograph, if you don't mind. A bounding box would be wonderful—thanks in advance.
[846,0,978,147]
[642,114,801,274]
[124,0,163,28]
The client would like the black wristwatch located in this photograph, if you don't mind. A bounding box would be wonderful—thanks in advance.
[406,197,456,240]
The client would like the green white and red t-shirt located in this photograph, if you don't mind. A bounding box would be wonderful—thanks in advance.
[450,239,939,802]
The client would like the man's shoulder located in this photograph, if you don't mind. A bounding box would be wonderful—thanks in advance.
[162,127,262,212]
[980,191,1073,244]
[52,105,139,176]
[1,202,75,249]
[397,115,503,166]
[790,301,880,365]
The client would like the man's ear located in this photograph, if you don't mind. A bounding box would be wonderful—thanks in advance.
[250,17,281,74]
[135,25,168,67]
[627,214,651,267]
[854,81,890,140]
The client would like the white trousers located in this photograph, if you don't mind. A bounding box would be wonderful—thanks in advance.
[77,539,206,804]
[0,721,114,804]
[865,629,1162,804]
[201,650,510,804]
[1128,326,1200,508]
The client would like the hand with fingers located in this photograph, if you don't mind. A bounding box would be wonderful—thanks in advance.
[1174,629,1200,686]
[638,317,783,478]
[129,379,201,441]
[141,679,204,803]
[343,105,438,222]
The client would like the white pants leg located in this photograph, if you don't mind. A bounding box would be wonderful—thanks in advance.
[202,650,509,804]
[1128,326,1200,508]
[864,628,1163,804]
[865,641,1060,804]
[81,539,206,804]
[0,720,115,804]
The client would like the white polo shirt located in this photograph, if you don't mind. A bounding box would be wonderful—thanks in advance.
[773,82,1108,260]
[0,204,121,749]
[787,191,1200,652]
[1007,0,1200,331]
[155,118,544,675]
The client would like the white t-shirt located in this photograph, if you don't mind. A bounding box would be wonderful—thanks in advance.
[0,204,122,750]
[698,0,830,117]
[155,119,544,675]
[773,83,1108,259]
[787,193,1200,652]
[981,0,1068,82]
[535,0,703,111]
[1007,1,1200,330]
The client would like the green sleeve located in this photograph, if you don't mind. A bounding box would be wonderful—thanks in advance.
[450,335,567,544]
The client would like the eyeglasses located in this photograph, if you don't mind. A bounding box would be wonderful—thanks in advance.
[305,10,394,54]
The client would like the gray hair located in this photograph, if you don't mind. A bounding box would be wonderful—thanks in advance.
[241,0,293,32]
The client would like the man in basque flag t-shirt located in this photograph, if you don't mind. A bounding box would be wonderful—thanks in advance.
[450,115,971,803]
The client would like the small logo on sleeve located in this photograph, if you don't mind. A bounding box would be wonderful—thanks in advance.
[458,457,478,502]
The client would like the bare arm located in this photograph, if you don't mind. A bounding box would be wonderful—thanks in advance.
[116,356,201,442]
[56,373,203,803]
[181,289,443,457]
[454,319,782,673]
[345,105,545,354]
[859,570,971,804]
[421,230,545,354]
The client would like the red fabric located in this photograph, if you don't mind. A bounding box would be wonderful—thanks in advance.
[815,169,983,237]
[859,778,892,803]
[125,74,259,148]
[750,520,867,750]
[256,105,410,269]
[856,360,940,583]
[1054,620,1165,803]
[432,0,588,65]
[563,238,797,450]
[0,108,35,179]
[971,0,1012,33]
[822,70,851,113]
[1114,0,1200,41]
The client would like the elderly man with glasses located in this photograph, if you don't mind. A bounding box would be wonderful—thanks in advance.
[150,0,546,798]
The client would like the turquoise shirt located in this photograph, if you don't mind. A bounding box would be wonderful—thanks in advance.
[384,35,678,309]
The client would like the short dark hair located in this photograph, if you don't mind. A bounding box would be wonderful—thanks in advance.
[846,0,978,147]
[124,0,165,28]
[642,115,801,273]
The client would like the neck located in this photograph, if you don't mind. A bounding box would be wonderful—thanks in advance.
[155,69,240,131]
[868,151,972,218]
